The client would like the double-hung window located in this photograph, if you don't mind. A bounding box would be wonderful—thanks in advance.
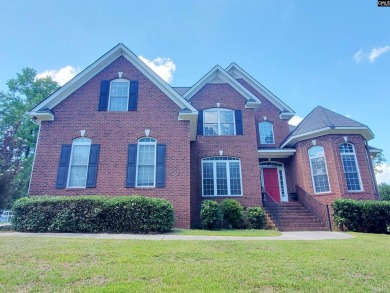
[108,79,130,111]
[67,137,91,188]
[259,121,275,144]
[339,143,362,191]
[136,137,157,187]
[202,157,242,196]
[308,146,330,193]
[204,108,235,136]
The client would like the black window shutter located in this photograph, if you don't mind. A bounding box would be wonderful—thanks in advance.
[98,80,110,111]
[86,144,100,188]
[128,81,138,111]
[56,144,72,189]
[235,110,243,135]
[156,144,166,188]
[126,144,137,187]
[197,110,203,135]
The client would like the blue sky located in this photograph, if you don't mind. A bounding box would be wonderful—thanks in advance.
[1,0,390,182]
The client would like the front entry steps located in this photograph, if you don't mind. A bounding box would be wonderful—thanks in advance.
[263,201,328,231]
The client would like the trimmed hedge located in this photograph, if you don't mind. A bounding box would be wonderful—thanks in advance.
[332,199,390,233]
[12,196,174,233]
[200,199,266,230]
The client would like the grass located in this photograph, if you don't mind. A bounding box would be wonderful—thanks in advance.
[0,233,389,292]
[173,229,281,237]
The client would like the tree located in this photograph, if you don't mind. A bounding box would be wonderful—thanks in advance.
[0,68,58,209]
[372,152,386,175]
[378,183,390,201]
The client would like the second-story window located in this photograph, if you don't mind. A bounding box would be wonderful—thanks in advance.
[204,108,235,136]
[108,79,130,111]
[259,121,275,144]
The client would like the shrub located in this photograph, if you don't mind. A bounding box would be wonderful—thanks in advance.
[332,199,390,233]
[220,199,244,228]
[246,207,266,229]
[200,200,223,230]
[12,195,174,233]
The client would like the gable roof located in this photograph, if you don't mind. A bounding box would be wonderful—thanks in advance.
[182,65,261,108]
[29,43,197,116]
[226,63,295,119]
[281,106,374,147]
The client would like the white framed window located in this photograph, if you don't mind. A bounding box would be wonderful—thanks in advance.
[308,146,330,194]
[204,108,235,136]
[67,137,91,188]
[259,121,275,144]
[339,143,362,192]
[108,79,129,111]
[136,137,157,187]
[202,157,242,196]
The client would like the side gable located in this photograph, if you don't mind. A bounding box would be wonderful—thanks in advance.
[226,63,295,119]
[183,65,261,108]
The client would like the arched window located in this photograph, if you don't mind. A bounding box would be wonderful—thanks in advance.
[202,157,242,196]
[203,108,235,136]
[339,143,362,191]
[308,146,330,193]
[108,79,130,111]
[259,121,275,144]
[67,137,91,187]
[137,137,157,187]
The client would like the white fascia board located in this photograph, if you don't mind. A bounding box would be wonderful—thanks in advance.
[27,110,54,122]
[369,148,382,154]
[258,149,296,159]
[183,65,261,103]
[280,112,296,120]
[226,63,295,115]
[31,43,196,113]
[281,127,375,147]
[245,101,261,108]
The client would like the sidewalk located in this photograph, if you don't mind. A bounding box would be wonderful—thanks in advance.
[0,231,353,241]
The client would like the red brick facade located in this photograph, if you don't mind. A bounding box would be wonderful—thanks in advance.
[29,47,380,229]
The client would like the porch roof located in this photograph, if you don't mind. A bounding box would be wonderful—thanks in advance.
[258,148,296,159]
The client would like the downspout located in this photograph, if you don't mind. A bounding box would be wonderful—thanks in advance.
[27,118,41,196]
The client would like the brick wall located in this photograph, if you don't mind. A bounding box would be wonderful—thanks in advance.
[189,83,262,227]
[292,134,378,205]
[29,56,192,228]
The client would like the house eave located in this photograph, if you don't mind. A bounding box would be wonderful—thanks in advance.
[178,111,198,141]
[27,110,55,124]
[281,127,375,147]
[280,112,296,120]
[258,148,296,159]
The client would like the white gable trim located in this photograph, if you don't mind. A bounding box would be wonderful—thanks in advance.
[183,65,261,107]
[29,43,196,115]
[226,63,295,117]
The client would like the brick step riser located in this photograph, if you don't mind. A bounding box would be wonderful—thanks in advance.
[279,227,329,231]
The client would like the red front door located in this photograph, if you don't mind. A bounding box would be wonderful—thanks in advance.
[263,168,281,202]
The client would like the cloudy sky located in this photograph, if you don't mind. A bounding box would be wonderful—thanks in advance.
[1,0,389,183]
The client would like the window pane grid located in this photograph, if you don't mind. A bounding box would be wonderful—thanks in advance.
[109,81,129,111]
[202,158,242,196]
[68,138,91,188]
[203,109,235,136]
[259,122,275,144]
[137,141,156,187]
[340,143,361,191]
[308,146,330,193]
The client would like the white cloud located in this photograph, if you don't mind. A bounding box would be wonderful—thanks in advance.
[36,65,81,86]
[353,49,363,64]
[138,55,176,83]
[288,115,304,126]
[368,46,390,63]
[376,163,390,184]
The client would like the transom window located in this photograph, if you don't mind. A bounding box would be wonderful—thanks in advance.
[308,146,330,194]
[137,137,157,187]
[339,143,362,191]
[202,157,242,196]
[67,137,91,188]
[259,121,275,144]
[204,108,235,136]
[108,79,129,111]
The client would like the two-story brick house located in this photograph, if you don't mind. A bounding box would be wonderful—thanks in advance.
[28,44,380,230]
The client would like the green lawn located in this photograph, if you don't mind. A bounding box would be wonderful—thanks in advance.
[173,229,281,237]
[0,233,389,292]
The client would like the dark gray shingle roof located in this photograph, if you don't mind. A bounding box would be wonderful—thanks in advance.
[292,106,367,136]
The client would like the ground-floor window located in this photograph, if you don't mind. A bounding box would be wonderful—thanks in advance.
[202,157,242,196]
